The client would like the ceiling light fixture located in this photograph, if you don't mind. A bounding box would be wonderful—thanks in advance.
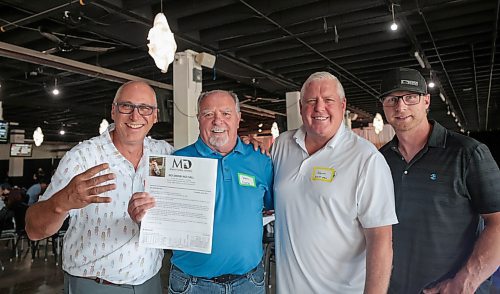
[390,3,398,31]
[59,129,65,135]
[414,51,426,69]
[52,78,60,95]
[271,122,280,139]
[258,123,263,128]
[373,113,384,135]
[439,92,446,102]
[99,118,109,134]
[33,127,44,146]
[428,81,435,88]
[147,12,177,73]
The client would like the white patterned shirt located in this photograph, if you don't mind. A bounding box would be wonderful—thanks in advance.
[39,124,175,285]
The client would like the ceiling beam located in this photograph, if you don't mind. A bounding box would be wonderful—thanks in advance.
[0,41,173,90]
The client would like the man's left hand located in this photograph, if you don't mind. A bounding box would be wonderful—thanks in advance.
[423,277,476,294]
[241,135,270,156]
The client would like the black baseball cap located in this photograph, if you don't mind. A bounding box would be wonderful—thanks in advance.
[379,67,427,98]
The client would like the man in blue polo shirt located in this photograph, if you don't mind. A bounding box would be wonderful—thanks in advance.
[129,90,273,293]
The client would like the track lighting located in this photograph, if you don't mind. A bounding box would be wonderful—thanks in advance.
[439,93,446,102]
[52,78,60,96]
[414,51,426,69]
[390,3,398,31]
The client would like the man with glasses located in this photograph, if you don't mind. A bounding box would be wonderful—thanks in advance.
[379,67,500,294]
[26,81,174,294]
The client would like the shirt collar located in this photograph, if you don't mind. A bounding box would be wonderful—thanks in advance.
[99,123,152,160]
[387,120,447,149]
[293,123,346,152]
[194,136,245,157]
[426,120,447,148]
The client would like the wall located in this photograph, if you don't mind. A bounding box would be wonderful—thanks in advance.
[0,142,75,188]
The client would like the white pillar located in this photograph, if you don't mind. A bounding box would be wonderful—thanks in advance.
[8,129,24,177]
[345,110,352,130]
[285,91,302,131]
[173,50,202,149]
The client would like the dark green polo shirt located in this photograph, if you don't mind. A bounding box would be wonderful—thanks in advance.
[380,120,500,294]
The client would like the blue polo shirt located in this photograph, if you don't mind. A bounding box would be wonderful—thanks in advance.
[171,137,273,278]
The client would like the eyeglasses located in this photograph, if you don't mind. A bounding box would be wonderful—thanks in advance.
[380,94,421,107]
[113,102,157,116]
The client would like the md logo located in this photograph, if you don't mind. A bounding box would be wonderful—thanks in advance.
[172,159,192,169]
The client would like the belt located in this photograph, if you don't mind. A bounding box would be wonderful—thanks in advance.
[208,273,245,283]
[85,276,121,286]
[173,264,258,284]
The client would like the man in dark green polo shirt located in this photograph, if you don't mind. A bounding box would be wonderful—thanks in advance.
[379,67,500,294]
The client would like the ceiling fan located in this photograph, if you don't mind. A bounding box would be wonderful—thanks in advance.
[240,94,285,104]
[39,26,115,54]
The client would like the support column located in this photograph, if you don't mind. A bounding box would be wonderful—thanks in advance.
[345,110,352,130]
[285,91,302,131]
[173,50,202,149]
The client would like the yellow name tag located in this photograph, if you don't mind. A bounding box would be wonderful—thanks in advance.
[311,167,336,182]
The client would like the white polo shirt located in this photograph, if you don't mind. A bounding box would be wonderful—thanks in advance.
[40,124,175,285]
[271,124,398,293]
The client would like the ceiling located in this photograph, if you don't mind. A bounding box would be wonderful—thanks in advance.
[0,0,498,143]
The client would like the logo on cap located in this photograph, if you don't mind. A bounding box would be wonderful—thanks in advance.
[401,79,418,86]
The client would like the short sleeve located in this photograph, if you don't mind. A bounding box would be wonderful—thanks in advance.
[357,152,398,228]
[466,144,500,214]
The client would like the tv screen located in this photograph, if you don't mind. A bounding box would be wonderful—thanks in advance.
[10,143,33,157]
[0,121,9,143]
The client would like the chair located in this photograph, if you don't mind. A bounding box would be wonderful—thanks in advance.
[10,202,38,261]
[263,219,276,294]
[0,216,17,270]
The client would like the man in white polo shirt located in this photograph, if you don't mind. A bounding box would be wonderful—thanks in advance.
[271,72,398,293]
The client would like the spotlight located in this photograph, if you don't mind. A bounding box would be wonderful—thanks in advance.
[428,81,435,88]
[258,123,263,128]
[390,3,398,31]
[52,78,60,96]
[59,129,65,135]
[439,93,446,102]
[414,51,426,69]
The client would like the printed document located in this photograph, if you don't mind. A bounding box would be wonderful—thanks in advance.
[139,155,217,254]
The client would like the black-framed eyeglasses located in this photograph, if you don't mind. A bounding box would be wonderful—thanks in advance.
[380,94,422,107]
[113,102,157,116]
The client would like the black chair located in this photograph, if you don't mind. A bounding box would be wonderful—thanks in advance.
[263,219,276,294]
[10,202,39,261]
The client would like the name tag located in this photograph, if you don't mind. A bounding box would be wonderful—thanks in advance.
[238,173,256,187]
[311,167,336,182]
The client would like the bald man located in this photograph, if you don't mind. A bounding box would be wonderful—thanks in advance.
[26,81,175,294]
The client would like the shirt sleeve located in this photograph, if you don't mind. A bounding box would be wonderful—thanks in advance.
[263,156,274,210]
[357,152,399,228]
[466,144,500,214]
